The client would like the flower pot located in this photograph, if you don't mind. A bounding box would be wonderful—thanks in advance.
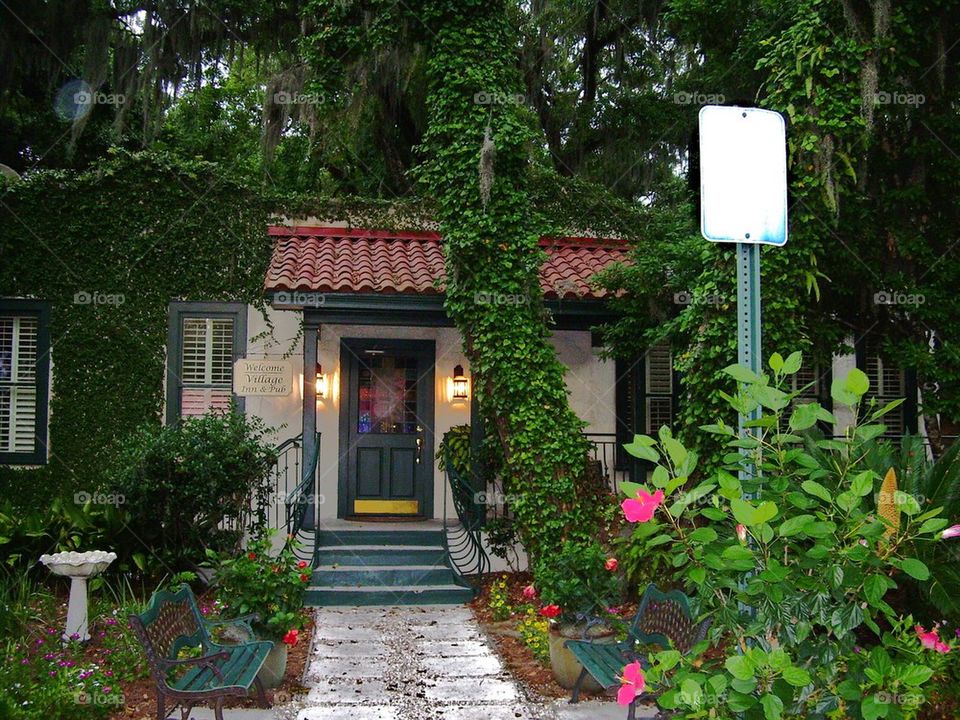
[257,642,288,689]
[548,623,617,692]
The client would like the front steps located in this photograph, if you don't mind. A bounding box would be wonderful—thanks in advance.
[305,522,475,606]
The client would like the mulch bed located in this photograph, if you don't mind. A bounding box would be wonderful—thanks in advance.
[468,571,618,702]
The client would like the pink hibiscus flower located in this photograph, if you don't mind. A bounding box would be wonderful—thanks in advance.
[916,625,940,650]
[621,489,665,523]
[522,584,537,601]
[617,661,646,706]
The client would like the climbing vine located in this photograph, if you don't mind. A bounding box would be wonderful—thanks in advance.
[411,0,604,563]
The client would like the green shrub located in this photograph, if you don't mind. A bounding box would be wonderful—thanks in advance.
[210,530,309,641]
[618,353,958,719]
[107,408,277,568]
[533,539,622,626]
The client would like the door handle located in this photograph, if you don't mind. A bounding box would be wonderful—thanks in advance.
[416,425,423,464]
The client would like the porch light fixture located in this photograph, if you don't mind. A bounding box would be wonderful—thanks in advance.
[315,363,327,399]
[452,365,469,401]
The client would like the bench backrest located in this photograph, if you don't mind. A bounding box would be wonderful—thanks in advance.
[129,586,208,685]
[629,583,710,653]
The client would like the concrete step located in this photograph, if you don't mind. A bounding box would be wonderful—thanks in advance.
[311,565,456,587]
[314,545,447,566]
[316,529,443,547]
[306,584,474,606]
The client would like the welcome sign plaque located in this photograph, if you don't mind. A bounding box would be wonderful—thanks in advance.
[233,359,293,396]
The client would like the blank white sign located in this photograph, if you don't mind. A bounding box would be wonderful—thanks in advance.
[699,106,788,246]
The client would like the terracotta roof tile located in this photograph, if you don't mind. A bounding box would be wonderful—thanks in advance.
[264,226,630,300]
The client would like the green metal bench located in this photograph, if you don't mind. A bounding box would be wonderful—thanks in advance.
[566,584,712,719]
[129,585,273,720]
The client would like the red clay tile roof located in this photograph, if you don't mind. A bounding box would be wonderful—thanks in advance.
[264,226,630,300]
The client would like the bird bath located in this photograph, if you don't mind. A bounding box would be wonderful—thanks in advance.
[39,550,116,642]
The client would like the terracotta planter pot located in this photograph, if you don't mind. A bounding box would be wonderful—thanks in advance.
[257,642,288,689]
[548,623,617,691]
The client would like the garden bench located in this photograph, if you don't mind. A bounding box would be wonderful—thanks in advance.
[566,583,712,720]
[129,585,273,720]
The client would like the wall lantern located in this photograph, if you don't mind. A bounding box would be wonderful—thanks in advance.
[315,363,328,399]
[452,364,469,402]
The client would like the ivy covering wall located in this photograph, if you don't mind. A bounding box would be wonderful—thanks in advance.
[0,151,278,508]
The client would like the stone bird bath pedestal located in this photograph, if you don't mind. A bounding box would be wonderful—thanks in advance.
[39,550,117,642]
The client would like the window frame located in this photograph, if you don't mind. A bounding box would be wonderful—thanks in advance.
[855,336,918,438]
[0,299,51,465]
[166,302,247,425]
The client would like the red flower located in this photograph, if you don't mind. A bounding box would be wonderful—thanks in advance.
[247,552,256,560]
[282,629,299,647]
[605,557,618,571]
[297,560,308,569]
[299,573,310,583]
[540,604,561,618]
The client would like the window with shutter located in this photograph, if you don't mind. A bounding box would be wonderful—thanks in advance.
[0,301,50,465]
[862,338,907,437]
[645,343,674,433]
[166,303,246,423]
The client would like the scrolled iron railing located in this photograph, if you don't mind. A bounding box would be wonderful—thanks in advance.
[285,432,321,562]
[442,460,490,590]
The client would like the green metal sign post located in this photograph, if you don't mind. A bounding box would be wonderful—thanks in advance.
[736,242,763,488]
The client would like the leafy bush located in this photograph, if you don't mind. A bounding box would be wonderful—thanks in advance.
[107,409,277,568]
[533,539,622,626]
[210,530,309,641]
[617,353,960,720]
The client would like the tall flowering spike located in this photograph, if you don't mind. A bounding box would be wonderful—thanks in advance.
[617,661,646,706]
[878,468,900,538]
[622,489,665,523]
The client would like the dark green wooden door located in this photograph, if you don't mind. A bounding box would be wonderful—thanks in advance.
[339,339,435,518]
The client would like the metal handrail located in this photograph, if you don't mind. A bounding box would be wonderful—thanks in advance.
[442,459,489,590]
[285,432,321,539]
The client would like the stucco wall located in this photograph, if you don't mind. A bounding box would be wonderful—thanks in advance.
[241,307,615,520]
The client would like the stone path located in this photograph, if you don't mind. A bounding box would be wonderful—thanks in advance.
[190,605,655,720]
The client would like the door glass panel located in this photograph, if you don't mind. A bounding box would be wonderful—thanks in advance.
[357,355,418,434]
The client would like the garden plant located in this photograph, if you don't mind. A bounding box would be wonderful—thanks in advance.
[615,353,960,719]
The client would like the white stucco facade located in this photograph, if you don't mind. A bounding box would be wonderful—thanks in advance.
[240,306,616,521]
